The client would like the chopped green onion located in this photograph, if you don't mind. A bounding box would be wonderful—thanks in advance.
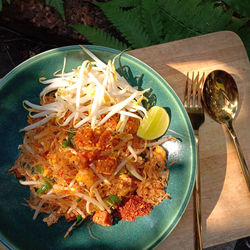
[62,131,76,148]
[68,131,76,148]
[68,138,75,148]
[76,214,82,224]
[36,180,52,194]
[35,164,43,174]
[68,130,76,138]
[62,140,68,148]
[106,195,121,208]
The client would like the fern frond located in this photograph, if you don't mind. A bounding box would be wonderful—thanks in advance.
[141,0,163,43]
[46,0,65,20]
[160,10,196,43]
[223,0,250,18]
[157,0,232,34]
[226,17,250,31]
[94,1,151,49]
[157,0,197,43]
[108,0,141,8]
[71,25,128,51]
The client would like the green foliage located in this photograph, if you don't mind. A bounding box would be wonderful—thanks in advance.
[157,0,250,45]
[227,16,250,32]
[71,24,128,51]
[0,0,11,11]
[105,0,141,8]
[46,0,65,20]
[238,26,250,56]
[0,0,249,57]
[94,1,151,48]
[69,0,249,56]
[222,0,250,17]
[160,11,196,43]
[158,0,233,34]
[141,0,163,44]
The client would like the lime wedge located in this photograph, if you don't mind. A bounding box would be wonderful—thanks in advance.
[137,106,170,140]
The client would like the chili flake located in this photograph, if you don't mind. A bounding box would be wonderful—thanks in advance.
[119,195,152,221]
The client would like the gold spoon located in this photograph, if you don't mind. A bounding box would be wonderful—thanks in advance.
[202,70,250,191]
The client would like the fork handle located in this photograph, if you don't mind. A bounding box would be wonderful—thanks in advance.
[194,131,203,250]
[226,121,250,192]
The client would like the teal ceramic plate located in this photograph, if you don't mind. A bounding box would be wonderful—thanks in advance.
[0,45,196,250]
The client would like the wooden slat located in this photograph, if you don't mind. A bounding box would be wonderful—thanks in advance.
[128,31,250,249]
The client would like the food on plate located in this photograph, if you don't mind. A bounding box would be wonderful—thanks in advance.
[9,46,172,237]
[137,106,170,140]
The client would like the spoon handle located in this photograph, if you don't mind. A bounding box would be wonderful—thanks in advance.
[226,121,250,192]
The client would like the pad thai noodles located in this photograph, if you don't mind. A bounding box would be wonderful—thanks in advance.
[9,46,173,237]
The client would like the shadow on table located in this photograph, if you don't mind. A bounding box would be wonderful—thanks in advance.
[162,66,228,239]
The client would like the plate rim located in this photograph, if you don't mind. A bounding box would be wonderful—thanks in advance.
[0,45,197,250]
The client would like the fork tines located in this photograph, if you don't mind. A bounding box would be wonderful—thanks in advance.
[184,71,205,250]
[184,72,205,108]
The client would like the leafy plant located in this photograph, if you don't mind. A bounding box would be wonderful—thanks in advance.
[71,25,127,51]
[1,0,249,56]
[46,0,65,20]
[95,1,152,48]
[70,0,250,56]
[222,0,250,17]
[141,0,163,44]
[0,0,10,12]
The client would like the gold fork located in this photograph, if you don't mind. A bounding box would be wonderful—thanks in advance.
[184,72,205,250]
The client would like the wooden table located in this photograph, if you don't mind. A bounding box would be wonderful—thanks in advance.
[128,31,250,249]
[1,31,249,250]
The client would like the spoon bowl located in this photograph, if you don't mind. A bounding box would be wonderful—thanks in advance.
[202,70,238,124]
[202,70,250,191]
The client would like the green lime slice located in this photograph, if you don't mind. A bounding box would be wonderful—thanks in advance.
[137,106,170,140]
